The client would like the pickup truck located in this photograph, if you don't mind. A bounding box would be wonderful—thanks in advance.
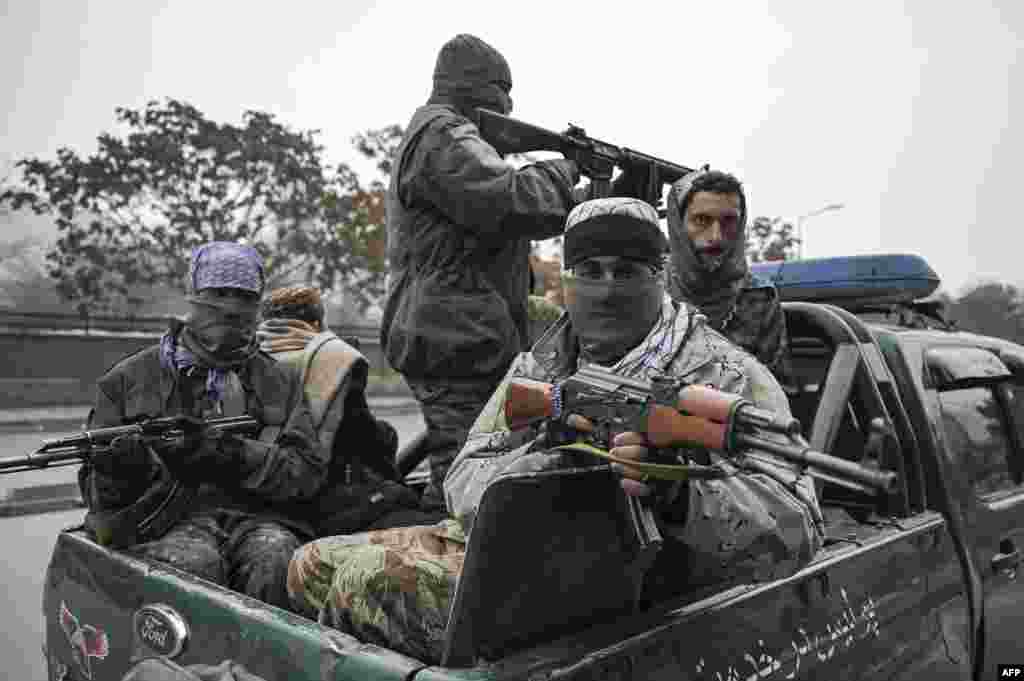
[38,254,1024,680]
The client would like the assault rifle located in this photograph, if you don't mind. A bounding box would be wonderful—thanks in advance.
[506,365,899,496]
[0,414,260,475]
[473,107,694,200]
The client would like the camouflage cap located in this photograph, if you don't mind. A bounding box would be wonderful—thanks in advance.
[563,197,667,267]
[188,241,265,294]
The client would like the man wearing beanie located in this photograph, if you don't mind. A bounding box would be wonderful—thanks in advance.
[79,242,328,610]
[381,33,581,511]
[288,198,821,662]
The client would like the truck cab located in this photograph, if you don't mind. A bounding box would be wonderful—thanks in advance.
[41,254,1024,680]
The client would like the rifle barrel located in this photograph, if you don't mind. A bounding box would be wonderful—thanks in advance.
[738,432,898,494]
[0,448,98,473]
[0,415,260,476]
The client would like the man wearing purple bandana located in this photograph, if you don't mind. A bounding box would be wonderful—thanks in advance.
[78,241,328,610]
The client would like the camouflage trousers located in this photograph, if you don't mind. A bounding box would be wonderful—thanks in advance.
[406,377,503,511]
[123,658,268,681]
[287,520,466,663]
[128,509,304,611]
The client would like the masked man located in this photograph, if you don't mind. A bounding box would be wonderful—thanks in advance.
[381,33,581,510]
[288,198,822,662]
[257,286,440,534]
[79,242,328,610]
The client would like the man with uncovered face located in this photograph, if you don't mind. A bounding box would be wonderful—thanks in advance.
[664,168,792,380]
[287,198,821,662]
[79,242,328,610]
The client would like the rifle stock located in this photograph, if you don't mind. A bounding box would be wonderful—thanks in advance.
[0,414,260,475]
[473,109,568,157]
[504,366,899,496]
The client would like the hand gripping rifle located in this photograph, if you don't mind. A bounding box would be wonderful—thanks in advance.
[0,415,261,475]
[473,107,694,201]
[505,365,899,497]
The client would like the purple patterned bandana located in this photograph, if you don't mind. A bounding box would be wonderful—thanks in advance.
[159,331,230,404]
[188,241,264,294]
[157,241,264,405]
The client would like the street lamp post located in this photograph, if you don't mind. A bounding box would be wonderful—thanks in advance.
[796,203,845,259]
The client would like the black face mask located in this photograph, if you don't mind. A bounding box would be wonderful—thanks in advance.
[185,293,260,360]
[563,274,664,366]
[430,80,512,119]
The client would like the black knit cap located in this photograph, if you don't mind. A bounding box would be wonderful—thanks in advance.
[563,198,667,267]
[433,34,512,90]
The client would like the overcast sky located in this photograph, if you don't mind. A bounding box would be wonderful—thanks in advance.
[2,0,1021,296]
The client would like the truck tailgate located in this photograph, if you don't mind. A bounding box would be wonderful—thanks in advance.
[43,530,428,681]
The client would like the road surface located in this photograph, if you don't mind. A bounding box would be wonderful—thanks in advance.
[0,410,425,680]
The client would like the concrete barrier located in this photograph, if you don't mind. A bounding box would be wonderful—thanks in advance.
[0,325,399,409]
[0,315,559,409]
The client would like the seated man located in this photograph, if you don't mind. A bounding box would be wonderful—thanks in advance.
[79,242,329,610]
[257,286,438,534]
[616,165,792,381]
[288,198,822,662]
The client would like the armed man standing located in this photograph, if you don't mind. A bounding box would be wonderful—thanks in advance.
[381,34,581,510]
[79,242,328,610]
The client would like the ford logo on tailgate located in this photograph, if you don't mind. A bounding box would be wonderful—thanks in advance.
[133,604,189,658]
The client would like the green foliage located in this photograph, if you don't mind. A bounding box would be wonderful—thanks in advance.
[747,216,800,262]
[1,99,401,313]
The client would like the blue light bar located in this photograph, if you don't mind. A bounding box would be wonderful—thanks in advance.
[750,254,941,306]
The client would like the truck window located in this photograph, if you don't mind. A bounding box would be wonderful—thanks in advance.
[938,386,1018,496]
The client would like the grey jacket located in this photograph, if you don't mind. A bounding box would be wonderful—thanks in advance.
[444,298,823,587]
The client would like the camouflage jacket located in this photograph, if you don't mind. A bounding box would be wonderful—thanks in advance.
[257,321,415,534]
[444,298,823,587]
